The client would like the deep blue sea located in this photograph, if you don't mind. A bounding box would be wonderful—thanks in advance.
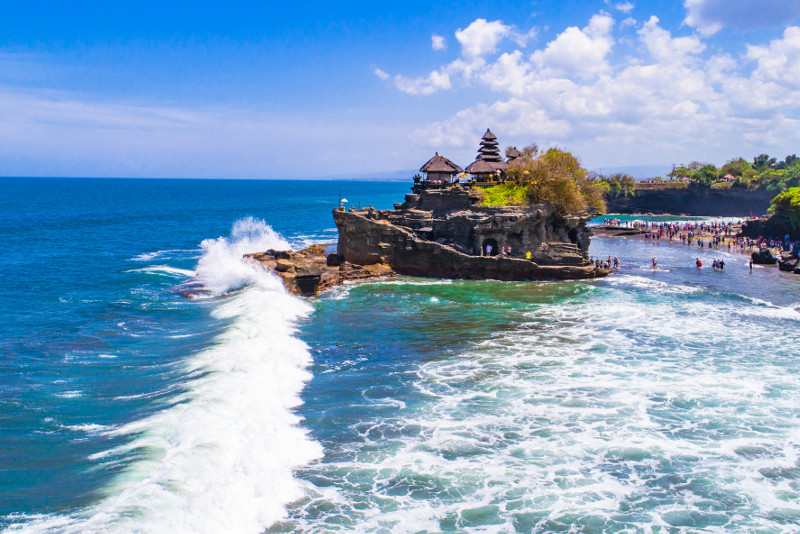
[2,178,800,533]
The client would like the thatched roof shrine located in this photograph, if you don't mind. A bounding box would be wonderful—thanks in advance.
[466,128,508,176]
[420,152,464,183]
[420,152,463,174]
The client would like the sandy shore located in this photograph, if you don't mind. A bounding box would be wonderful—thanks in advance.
[592,223,783,262]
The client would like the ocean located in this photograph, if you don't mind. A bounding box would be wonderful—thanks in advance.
[2,178,800,533]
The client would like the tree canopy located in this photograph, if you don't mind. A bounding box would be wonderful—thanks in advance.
[769,186,800,230]
[482,145,605,214]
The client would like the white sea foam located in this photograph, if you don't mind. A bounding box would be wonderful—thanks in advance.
[128,265,196,278]
[8,218,322,534]
[131,249,200,262]
[281,273,800,532]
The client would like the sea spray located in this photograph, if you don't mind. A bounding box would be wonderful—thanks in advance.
[8,218,322,533]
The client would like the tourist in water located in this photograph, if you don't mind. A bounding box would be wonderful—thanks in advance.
[696,258,703,267]
[652,257,657,269]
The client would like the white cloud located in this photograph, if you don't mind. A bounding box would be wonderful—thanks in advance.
[746,26,800,88]
[685,0,800,36]
[638,16,705,64]
[432,34,446,50]
[399,11,800,169]
[530,14,615,79]
[455,19,511,57]
[374,68,389,80]
[615,2,634,13]
[393,70,452,95]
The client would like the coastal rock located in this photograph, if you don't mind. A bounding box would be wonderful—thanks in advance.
[605,185,773,216]
[752,249,777,265]
[778,257,799,272]
[244,245,395,296]
[741,214,797,241]
[333,187,607,281]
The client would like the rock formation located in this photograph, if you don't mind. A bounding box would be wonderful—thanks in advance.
[333,184,607,281]
[245,245,395,296]
[605,186,773,216]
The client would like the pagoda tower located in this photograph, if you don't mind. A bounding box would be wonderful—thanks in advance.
[465,128,508,180]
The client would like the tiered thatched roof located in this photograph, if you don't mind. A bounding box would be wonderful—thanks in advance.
[506,147,522,161]
[466,129,508,175]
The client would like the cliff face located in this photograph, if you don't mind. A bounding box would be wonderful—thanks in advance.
[333,186,605,281]
[741,214,798,240]
[605,187,773,216]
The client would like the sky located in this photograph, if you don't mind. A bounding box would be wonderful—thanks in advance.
[2,0,800,179]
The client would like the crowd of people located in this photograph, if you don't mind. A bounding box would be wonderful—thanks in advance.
[588,255,620,271]
[596,217,800,272]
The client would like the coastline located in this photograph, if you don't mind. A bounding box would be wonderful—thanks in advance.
[592,219,792,269]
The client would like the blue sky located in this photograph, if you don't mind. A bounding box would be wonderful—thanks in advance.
[2,0,800,178]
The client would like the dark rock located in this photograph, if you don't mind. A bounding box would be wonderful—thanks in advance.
[605,186,773,216]
[333,199,606,281]
[326,253,344,267]
[779,257,799,272]
[752,249,777,265]
[741,214,798,241]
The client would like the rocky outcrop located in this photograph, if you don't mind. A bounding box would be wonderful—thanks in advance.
[245,244,395,295]
[333,189,607,281]
[605,186,773,216]
[751,248,777,265]
[778,256,800,274]
[741,213,798,241]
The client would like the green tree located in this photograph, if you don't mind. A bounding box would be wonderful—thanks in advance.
[691,164,719,187]
[754,154,778,169]
[769,186,800,229]
[719,157,751,178]
[503,145,605,214]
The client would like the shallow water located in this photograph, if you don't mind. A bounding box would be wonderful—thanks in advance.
[2,178,799,533]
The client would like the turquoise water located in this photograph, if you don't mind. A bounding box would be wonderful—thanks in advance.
[2,178,800,533]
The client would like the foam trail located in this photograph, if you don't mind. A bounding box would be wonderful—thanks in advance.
[8,218,322,534]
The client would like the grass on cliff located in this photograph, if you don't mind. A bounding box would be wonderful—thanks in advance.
[479,184,528,206]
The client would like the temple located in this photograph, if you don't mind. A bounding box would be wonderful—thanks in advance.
[419,152,463,184]
[331,128,607,281]
[464,129,508,182]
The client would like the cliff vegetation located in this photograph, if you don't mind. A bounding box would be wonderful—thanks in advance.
[481,145,606,214]
[769,186,800,230]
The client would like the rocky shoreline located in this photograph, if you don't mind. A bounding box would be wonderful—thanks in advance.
[244,244,396,296]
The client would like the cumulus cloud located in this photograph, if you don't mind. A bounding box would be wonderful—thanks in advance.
[639,15,705,64]
[399,12,800,168]
[685,0,800,36]
[393,70,452,95]
[374,68,389,80]
[431,34,446,50]
[455,19,511,57]
[746,26,800,88]
[530,14,615,78]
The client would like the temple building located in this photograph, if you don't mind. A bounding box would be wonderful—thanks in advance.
[419,152,464,184]
[465,129,508,181]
